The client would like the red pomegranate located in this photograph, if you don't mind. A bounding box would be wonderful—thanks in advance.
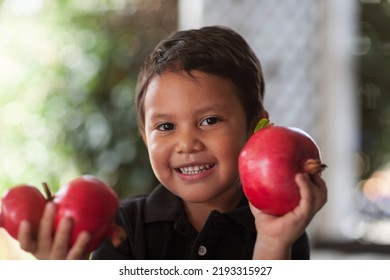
[53,175,121,253]
[1,176,126,252]
[0,185,46,239]
[238,119,326,216]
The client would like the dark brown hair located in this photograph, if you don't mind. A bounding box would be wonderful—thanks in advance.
[135,25,265,132]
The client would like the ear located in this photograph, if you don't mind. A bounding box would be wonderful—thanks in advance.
[261,110,269,120]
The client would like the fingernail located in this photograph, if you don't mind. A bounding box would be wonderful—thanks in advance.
[20,220,29,228]
[45,202,55,212]
[61,216,73,227]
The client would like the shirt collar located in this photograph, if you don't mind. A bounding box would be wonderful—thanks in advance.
[225,194,256,233]
[144,184,256,233]
[144,184,183,223]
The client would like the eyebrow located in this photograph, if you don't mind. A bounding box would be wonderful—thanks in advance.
[148,104,229,121]
[196,104,229,114]
[148,112,172,121]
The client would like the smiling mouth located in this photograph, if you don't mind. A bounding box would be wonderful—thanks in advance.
[177,164,215,175]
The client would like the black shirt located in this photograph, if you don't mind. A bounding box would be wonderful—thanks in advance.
[92,184,310,260]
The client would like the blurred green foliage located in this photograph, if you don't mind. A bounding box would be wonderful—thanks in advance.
[0,0,177,198]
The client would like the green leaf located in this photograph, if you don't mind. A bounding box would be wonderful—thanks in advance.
[254,118,273,132]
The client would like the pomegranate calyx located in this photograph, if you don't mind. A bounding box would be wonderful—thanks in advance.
[303,159,327,175]
[254,118,274,133]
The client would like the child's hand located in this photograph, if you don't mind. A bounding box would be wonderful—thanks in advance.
[250,172,327,259]
[17,202,91,260]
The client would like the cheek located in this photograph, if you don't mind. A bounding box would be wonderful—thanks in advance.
[147,141,161,162]
[146,137,171,171]
[213,133,247,163]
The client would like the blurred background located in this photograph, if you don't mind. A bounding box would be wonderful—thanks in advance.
[1,0,390,259]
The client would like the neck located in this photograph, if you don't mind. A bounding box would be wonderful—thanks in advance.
[183,186,243,232]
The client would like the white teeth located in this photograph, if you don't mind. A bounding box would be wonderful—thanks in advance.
[179,164,213,175]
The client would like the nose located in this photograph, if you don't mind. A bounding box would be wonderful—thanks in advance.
[174,128,205,154]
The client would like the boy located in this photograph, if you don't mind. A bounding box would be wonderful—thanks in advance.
[18,26,327,259]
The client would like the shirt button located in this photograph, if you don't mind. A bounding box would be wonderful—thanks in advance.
[198,245,207,256]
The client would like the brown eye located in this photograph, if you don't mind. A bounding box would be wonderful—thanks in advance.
[157,123,175,131]
[200,117,220,126]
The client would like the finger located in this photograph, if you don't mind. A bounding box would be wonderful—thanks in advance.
[311,173,328,193]
[306,173,328,213]
[18,220,36,253]
[50,217,73,259]
[249,202,261,215]
[295,173,315,215]
[296,173,327,215]
[310,173,327,190]
[36,202,56,252]
[67,231,91,260]
[313,173,328,203]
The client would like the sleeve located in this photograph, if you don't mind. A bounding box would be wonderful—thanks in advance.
[290,231,310,260]
[91,236,134,259]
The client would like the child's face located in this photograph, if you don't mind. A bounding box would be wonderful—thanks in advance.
[141,71,251,207]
